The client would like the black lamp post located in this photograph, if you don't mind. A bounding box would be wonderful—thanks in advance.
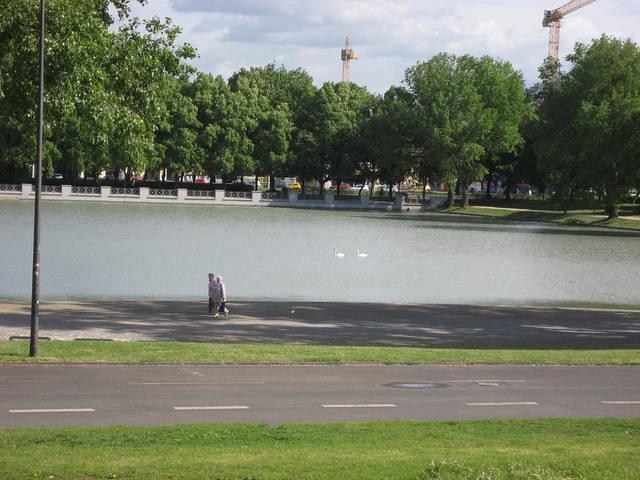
[30,0,45,357]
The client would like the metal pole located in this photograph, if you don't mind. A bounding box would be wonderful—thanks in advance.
[30,0,45,357]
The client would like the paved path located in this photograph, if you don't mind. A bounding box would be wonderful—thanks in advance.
[1,364,639,427]
[1,300,640,348]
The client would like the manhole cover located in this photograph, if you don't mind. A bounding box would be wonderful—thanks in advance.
[385,382,449,390]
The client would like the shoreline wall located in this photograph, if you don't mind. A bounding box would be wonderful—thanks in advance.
[0,183,441,211]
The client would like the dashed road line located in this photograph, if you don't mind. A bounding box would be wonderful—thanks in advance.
[601,401,640,405]
[322,404,397,408]
[466,402,538,407]
[129,381,265,386]
[173,405,250,411]
[439,380,526,384]
[9,408,95,413]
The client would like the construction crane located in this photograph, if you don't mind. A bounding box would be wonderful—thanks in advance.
[543,0,597,61]
[341,36,358,84]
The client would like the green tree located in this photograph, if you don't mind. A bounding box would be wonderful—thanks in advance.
[229,64,315,188]
[366,86,418,198]
[189,73,254,181]
[406,54,485,208]
[302,82,373,197]
[0,0,194,182]
[536,36,640,218]
[406,54,528,208]
[156,79,202,181]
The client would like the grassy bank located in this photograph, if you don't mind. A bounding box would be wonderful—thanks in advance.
[2,340,639,365]
[1,419,638,479]
[443,206,640,231]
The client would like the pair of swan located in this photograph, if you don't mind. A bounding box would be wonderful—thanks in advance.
[334,248,368,258]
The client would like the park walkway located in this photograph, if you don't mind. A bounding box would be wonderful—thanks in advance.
[1,300,639,349]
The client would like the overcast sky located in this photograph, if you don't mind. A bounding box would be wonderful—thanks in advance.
[131,0,640,93]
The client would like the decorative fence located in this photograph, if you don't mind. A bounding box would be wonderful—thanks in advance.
[72,186,100,194]
[404,196,429,205]
[261,191,287,200]
[111,187,139,195]
[0,183,417,210]
[187,190,216,198]
[224,191,253,199]
[149,188,178,197]
[0,184,21,192]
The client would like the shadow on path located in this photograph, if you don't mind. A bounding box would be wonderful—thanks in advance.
[2,301,639,349]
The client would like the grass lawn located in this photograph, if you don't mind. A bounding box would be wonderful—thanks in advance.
[1,419,638,479]
[1,340,639,365]
[443,206,640,231]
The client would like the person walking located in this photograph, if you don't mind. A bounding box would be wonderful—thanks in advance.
[211,275,224,317]
[217,275,229,316]
[207,273,217,315]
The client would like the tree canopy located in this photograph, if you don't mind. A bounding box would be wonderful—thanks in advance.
[1,2,637,216]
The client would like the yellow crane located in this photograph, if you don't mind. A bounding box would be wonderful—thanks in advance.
[341,36,358,84]
[543,0,597,61]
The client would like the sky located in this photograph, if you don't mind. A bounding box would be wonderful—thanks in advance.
[130,0,640,93]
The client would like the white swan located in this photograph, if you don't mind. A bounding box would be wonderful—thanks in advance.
[357,250,368,258]
[334,248,345,258]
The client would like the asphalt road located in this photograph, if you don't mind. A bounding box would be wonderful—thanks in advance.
[2,364,639,427]
[2,300,640,348]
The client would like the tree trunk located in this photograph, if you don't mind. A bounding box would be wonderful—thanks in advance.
[447,186,454,208]
[336,180,341,200]
[422,182,427,201]
[269,175,276,192]
[461,182,469,208]
[485,174,492,199]
[301,179,306,196]
[255,174,259,191]
[606,203,619,219]
[388,184,393,201]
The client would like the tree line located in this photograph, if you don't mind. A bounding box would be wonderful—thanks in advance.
[1,0,639,216]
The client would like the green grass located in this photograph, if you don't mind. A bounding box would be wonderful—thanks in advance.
[443,206,640,231]
[2,340,639,365]
[1,419,638,479]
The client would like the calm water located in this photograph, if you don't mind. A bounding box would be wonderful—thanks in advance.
[1,200,639,306]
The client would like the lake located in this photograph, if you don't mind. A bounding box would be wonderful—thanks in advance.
[1,200,639,307]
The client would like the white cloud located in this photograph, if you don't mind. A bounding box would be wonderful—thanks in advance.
[132,0,640,93]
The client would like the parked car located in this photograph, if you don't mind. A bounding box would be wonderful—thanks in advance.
[288,182,302,190]
[275,179,288,188]
[349,184,370,192]
[53,173,63,180]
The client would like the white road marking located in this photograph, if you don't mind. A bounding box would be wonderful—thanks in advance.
[173,405,250,411]
[466,402,539,406]
[129,381,265,386]
[601,401,640,405]
[322,404,397,408]
[478,382,501,387]
[9,408,95,413]
[440,380,526,384]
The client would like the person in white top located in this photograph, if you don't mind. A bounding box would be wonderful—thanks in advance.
[216,275,229,316]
